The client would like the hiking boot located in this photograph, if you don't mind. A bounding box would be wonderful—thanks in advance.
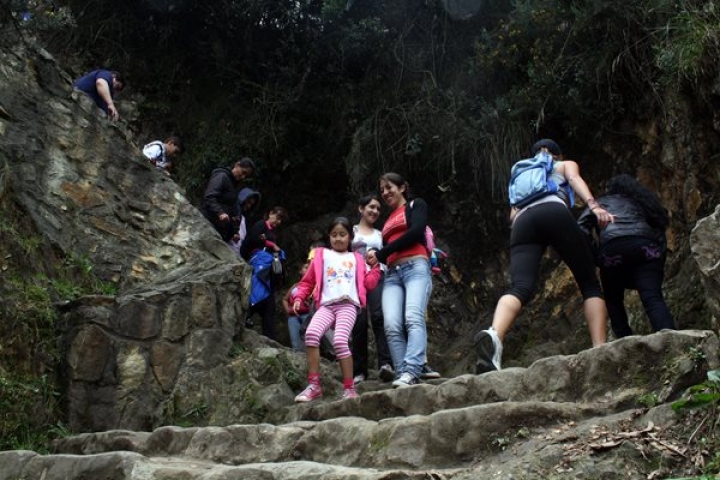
[294,384,323,403]
[353,373,366,386]
[420,363,441,379]
[392,372,420,388]
[378,364,395,382]
[475,328,503,374]
[342,387,359,400]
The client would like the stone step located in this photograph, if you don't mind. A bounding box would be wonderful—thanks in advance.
[53,400,603,470]
[0,451,463,480]
[49,330,718,472]
[284,329,718,423]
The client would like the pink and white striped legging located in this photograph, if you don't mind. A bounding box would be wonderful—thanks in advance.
[304,302,358,359]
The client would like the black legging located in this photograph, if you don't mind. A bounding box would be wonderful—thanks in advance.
[508,202,602,304]
[352,274,392,377]
[599,236,675,337]
[246,295,277,340]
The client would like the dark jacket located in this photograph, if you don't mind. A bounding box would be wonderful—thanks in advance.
[201,168,239,218]
[577,194,666,250]
[200,167,239,242]
[241,219,278,260]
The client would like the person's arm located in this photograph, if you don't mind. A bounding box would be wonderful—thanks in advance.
[282,289,293,315]
[95,77,118,121]
[363,262,382,291]
[375,198,428,264]
[561,161,614,227]
[292,257,318,313]
[576,205,598,235]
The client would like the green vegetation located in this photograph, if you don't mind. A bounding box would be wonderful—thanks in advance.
[0,197,118,451]
[670,370,720,478]
[637,392,660,408]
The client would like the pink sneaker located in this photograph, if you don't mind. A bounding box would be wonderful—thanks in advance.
[294,384,323,403]
[341,387,359,400]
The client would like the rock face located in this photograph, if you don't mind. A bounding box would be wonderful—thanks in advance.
[691,203,720,330]
[0,41,283,432]
[1,330,718,479]
[3,30,720,479]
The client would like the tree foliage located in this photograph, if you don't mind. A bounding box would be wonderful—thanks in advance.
[24,0,720,214]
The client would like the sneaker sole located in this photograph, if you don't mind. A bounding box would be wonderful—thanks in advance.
[475,332,498,374]
[392,381,417,388]
[420,372,441,379]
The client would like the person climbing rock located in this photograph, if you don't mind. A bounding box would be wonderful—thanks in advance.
[73,69,125,121]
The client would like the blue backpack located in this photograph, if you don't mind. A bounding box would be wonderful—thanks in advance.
[508,151,574,208]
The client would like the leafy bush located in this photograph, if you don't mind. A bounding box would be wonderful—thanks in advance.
[670,370,720,477]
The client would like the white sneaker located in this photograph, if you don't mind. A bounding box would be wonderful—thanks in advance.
[353,373,366,386]
[392,372,420,388]
[475,327,503,373]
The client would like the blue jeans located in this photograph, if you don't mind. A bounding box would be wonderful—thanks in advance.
[382,258,432,379]
[288,313,310,352]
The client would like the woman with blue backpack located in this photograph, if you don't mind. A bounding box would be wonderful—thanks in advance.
[475,139,614,374]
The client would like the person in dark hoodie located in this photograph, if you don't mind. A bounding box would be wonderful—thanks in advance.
[200,158,256,242]
[577,174,675,338]
[229,187,261,256]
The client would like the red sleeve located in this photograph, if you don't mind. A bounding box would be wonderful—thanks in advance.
[363,264,382,291]
[292,252,320,303]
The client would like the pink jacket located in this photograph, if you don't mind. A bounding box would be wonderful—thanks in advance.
[292,248,381,307]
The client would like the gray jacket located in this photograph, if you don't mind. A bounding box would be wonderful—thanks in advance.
[577,194,665,248]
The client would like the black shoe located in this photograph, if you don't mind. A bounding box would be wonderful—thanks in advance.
[244,319,254,329]
[378,364,395,382]
[420,363,441,379]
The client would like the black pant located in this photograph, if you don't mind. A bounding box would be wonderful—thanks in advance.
[246,295,277,340]
[352,275,392,377]
[599,237,675,337]
[508,202,602,304]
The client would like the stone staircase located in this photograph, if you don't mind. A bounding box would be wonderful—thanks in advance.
[1,330,717,479]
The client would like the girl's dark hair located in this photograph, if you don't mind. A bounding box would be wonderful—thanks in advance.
[357,193,381,208]
[269,206,289,221]
[379,172,411,199]
[607,174,668,229]
[327,216,354,251]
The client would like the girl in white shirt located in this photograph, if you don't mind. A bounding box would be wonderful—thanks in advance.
[292,217,381,402]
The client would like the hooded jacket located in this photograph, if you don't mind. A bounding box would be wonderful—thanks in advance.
[236,188,261,217]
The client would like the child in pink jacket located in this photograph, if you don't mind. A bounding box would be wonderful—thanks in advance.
[292,217,381,402]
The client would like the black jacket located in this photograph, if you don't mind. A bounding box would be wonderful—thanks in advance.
[200,167,239,221]
[241,220,277,260]
[577,194,666,249]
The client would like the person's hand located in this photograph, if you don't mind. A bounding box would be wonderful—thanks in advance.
[218,213,230,222]
[231,233,240,242]
[592,206,615,229]
[107,102,119,121]
[292,300,301,315]
[366,250,378,266]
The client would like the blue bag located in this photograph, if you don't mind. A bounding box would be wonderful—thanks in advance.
[508,151,573,208]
